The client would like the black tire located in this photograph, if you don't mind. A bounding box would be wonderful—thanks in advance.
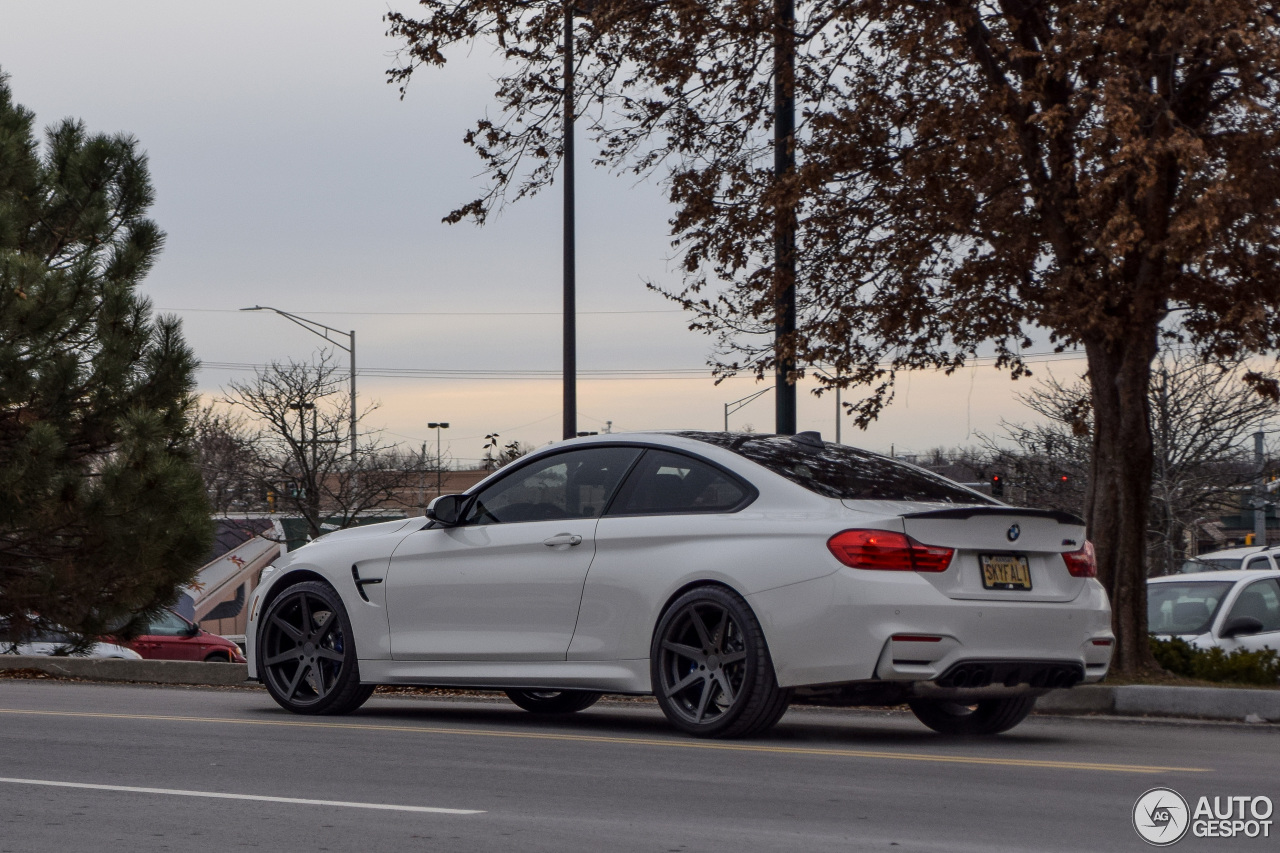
[257,581,373,715]
[651,585,791,738]
[907,696,1036,736]
[203,652,230,663]
[505,689,602,714]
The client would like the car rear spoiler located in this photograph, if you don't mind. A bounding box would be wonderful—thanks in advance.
[901,506,1085,526]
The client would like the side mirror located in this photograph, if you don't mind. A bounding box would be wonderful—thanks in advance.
[184,621,201,637]
[1220,615,1264,639]
[427,494,470,527]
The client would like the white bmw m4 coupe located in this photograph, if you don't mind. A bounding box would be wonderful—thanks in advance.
[246,431,1112,737]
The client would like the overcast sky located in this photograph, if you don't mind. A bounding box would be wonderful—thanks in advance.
[1,1,1085,465]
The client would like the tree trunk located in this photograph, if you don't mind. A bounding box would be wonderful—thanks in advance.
[1084,335,1161,676]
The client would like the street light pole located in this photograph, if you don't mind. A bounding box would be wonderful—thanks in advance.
[562,0,577,441]
[724,387,773,432]
[428,422,449,497]
[242,306,357,462]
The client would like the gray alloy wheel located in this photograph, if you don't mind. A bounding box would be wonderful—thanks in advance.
[258,581,374,715]
[505,689,602,714]
[651,586,791,738]
[907,696,1036,736]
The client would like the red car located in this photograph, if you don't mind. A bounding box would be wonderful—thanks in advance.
[125,609,246,663]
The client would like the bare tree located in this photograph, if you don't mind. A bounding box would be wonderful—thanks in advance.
[987,353,1276,576]
[223,352,433,539]
[192,402,260,515]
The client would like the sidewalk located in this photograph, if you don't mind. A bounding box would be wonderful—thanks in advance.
[2,655,1277,722]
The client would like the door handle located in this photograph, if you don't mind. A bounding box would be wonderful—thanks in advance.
[543,533,583,547]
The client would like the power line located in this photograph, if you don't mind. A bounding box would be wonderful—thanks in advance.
[165,307,682,317]
[197,350,1089,382]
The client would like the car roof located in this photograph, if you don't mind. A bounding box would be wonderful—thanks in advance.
[1185,545,1276,560]
[1149,568,1280,584]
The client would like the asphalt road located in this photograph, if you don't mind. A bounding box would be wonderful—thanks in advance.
[0,681,1275,853]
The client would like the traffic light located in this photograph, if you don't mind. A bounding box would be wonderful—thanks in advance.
[991,474,1004,497]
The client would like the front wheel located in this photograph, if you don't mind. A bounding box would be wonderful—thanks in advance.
[258,581,374,715]
[505,690,602,714]
[907,696,1035,735]
[651,586,790,738]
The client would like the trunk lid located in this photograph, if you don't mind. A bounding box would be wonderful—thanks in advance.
[900,506,1088,602]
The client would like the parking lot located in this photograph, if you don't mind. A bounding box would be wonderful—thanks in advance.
[1,680,1275,852]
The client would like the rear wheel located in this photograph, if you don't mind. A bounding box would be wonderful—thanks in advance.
[651,586,790,738]
[505,690,602,714]
[258,581,373,715]
[907,696,1035,735]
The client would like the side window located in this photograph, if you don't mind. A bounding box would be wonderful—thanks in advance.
[1242,555,1272,571]
[148,610,192,636]
[1227,579,1280,633]
[608,449,751,516]
[466,447,642,525]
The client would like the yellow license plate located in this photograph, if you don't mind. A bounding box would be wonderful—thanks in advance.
[980,555,1032,590]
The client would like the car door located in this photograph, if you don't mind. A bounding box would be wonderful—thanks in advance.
[569,448,756,661]
[1218,578,1280,653]
[385,445,642,661]
[140,610,205,661]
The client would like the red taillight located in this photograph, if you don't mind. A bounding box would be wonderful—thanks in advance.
[1063,541,1097,577]
[827,529,954,573]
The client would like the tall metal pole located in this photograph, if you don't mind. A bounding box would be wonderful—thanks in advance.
[420,441,427,510]
[835,385,841,445]
[349,329,357,462]
[773,0,797,436]
[1254,431,1267,545]
[241,306,357,463]
[562,1,578,441]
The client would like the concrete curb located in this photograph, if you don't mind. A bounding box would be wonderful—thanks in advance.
[1035,684,1280,722]
[0,655,252,687]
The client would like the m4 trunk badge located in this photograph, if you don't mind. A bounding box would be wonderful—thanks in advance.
[1007,524,1021,542]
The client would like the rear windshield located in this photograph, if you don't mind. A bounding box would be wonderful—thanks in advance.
[679,432,995,504]
[1178,557,1243,573]
[1148,581,1233,635]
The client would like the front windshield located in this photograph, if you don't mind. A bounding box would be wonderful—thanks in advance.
[1147,581,1234,635]
[1178,557,1243,573]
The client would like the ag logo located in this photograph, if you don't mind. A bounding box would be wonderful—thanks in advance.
[1006,524,1021,542]
[1133,787,1190,846]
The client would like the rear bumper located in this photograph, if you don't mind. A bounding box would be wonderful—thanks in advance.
[749,568,1113,689]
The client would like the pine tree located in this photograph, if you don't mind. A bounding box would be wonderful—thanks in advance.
[0,71,212,650]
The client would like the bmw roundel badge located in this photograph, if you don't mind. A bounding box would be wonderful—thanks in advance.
[1007,524,1021,542]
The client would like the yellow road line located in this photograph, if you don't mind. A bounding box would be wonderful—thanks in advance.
[0,708,1211,775]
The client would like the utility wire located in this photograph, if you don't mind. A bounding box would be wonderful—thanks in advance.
[197,350,1090,381]
[165,307,681,317]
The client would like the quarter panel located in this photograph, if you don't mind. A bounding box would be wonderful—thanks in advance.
[568,509,854,661]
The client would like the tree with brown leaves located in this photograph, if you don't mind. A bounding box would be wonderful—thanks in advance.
[388,2,1280,674]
